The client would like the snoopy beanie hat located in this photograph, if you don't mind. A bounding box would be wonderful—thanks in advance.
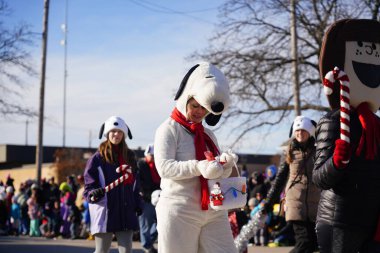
[289,115,317,138]
[144,143,154,156]
[98,116,132,140]
[174,62,231,126]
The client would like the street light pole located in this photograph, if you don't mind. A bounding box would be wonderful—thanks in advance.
[61,0,68,147]
[36,0,50,185]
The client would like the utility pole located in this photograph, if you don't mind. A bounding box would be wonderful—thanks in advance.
[61,0,68,147]
[89,130,92,148]
[290,0,301,116]
[25,120,29,145]
[36,0,50,185]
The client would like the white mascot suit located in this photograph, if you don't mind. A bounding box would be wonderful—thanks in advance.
[154,62,239,253]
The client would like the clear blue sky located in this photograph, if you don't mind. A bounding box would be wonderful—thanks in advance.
[0,0,287,154]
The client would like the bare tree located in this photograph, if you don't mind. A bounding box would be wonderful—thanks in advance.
[54,148,88,183]
[189,0,378,147]
[364,0,380,20]
[0,0,37,118]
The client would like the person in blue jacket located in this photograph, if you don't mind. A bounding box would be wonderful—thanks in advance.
[84,116,143,253]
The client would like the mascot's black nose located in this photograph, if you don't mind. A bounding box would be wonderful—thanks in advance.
[211,101,224,113]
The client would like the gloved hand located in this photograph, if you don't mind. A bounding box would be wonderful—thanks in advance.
[333,139,351,169]
[135,207,143,216]
[197,160,224,179]
[218,150,238,170]
[89,188,105,203]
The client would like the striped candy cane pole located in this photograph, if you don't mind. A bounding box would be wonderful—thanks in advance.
[323,67,350,164]
[90,172,130,202]
[323,67,351,144]
[116,164,131,173]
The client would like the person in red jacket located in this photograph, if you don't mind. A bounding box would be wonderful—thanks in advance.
[137,144,160,253]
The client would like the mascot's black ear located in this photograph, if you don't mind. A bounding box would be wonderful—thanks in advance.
[127,129,133,139]
[174,64,200,100]
[288,122,294,138]
[99,123,105,139]
[205,114,222,126]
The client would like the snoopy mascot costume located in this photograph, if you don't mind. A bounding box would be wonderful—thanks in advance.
[154,62,239,253]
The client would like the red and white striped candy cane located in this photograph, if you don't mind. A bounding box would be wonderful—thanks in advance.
[116,164,131,173]
[323,66,351,144]
[90,170,130,202]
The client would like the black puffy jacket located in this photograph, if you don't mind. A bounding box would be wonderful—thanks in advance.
[312,109,380,230]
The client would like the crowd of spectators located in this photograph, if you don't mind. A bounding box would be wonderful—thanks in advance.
[229,165,295,249]
[0,165,293,249]
[0,174,90,240]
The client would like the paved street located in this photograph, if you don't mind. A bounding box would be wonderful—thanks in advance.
[0,235,294,253]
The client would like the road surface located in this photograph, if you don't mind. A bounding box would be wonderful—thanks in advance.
[0,235,295,253]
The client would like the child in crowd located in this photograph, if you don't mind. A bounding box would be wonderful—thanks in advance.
[27,191,41,237]
[10,196,20,236]
[39,202,52,237]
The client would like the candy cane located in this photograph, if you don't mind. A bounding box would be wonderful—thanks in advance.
[90,168,131,202]
[323,67,351,144]
[116,164,131,173]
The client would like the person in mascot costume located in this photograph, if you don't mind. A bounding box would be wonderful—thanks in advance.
[313,19,380,253]
[154,62,239,253]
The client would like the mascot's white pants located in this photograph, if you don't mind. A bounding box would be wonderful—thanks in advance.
[156,197,237,253]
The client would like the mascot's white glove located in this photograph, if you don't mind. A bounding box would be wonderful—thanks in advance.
[218,150,239,178]
[196,160,224,179]
[219,150,238,169]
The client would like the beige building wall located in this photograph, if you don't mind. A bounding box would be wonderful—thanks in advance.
[0,163,58,192]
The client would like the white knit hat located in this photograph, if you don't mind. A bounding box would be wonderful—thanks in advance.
[99,116,132,139]
[144,143,154,156]
[289,115,317,138]
[6,186,14,194]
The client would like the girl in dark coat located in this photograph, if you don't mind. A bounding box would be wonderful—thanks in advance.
[84,116,143,253]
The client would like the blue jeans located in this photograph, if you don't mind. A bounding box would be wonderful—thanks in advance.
[19,217,29,235]
[138,202,157,249]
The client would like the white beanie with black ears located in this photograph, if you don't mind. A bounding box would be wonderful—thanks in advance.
[98,116,133,140]
[144,143,154,156]
[289,115,317,138]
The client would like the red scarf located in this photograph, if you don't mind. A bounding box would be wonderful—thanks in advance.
[355,102,380,160]
[114,145,134,185]
[146,158,161,185]
[228,211,239,238]
[171,107,220,210]
[355,103,380,242]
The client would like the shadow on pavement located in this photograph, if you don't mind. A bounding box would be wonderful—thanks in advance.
[0,238,145,253]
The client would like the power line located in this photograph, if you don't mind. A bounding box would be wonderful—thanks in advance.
[128,0,218,25]
[136,0,218,14]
